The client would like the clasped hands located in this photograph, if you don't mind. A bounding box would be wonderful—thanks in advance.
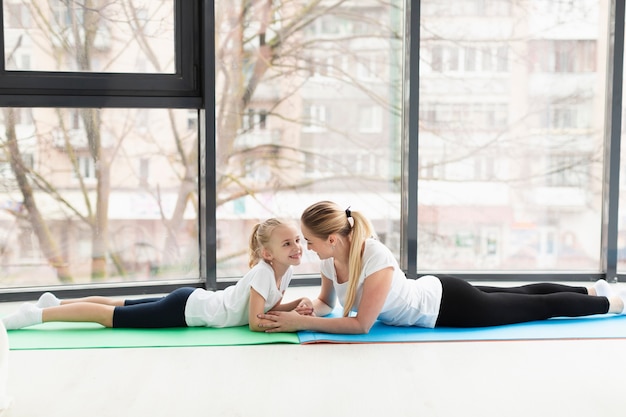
[257,297,315,332]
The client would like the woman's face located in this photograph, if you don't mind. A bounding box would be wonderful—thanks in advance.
[300,224,333,260]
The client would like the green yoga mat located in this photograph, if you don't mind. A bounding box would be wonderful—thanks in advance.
[6,322,299,350]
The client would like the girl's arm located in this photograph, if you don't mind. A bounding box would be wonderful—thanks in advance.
[271,298,300,311]
[269,272,337,316]
[248,288,274,332]
[270,297,313,314]
[248,290,316,332]
[258,267,393,334]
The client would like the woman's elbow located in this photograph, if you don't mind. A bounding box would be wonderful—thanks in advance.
[359,325,373,334]
[354,319,374,334]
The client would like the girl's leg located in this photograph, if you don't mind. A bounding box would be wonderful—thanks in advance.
[111,287,195,328]
[435,276,612,328]
[38,293,174,308]
[61,296,126,307]
[2,302,115,330]
[35,292,131,308]
[3,287,196,330]
[61,295,165,307]
[43,303,114,327]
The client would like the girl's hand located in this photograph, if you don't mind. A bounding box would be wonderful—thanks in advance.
[294,298,315,316]
[257,310,302,332]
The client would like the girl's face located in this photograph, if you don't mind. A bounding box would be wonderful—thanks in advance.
[264,224,303,266]
[300,224,333,260]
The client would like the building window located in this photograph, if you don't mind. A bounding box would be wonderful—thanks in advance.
[302,104,327,132]
[77,156,96,180]
[359,106,383,133]
[529,40,597,73]
[139,158,150,187]
[546,155,588,187]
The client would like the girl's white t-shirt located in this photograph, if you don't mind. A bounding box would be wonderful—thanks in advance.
[320,239,443,328]
[184,260,291,327]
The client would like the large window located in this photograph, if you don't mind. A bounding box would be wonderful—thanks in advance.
[4,0,176,73]
[0,107,198,287]
[417,0,607,273]
[2,0,626,297]
[0,0,200,294]
[0,0,197,101]
[214,0,404,279]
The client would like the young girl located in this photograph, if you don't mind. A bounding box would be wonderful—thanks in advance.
[257,201,626,334]
[3,218,312,331]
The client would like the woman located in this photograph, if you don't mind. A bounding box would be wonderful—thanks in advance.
[257,201,625,334]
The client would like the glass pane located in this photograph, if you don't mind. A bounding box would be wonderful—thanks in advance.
[3,0,175,73]
[214,1,404,278]
[419,0,606,272]
[0,107,199,288]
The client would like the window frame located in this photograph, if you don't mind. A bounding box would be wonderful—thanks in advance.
[0,0,625,301]
[0,0,201,109]
[0,0,209,301]
[406,0,625,283]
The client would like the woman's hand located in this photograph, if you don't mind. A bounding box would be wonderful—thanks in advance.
[294,298,315,316]
[257,310,303,333]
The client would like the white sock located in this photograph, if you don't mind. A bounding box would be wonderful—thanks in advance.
[1,303,43,330]
[620,291,626,315]
[592,279,613,298]
[35,292,60,308]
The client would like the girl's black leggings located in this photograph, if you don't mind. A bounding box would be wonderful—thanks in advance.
[434,276,610,328]
[112,287,195,328]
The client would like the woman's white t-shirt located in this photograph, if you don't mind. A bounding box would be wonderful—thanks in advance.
[320,239,443,328]
[184,260,291,327]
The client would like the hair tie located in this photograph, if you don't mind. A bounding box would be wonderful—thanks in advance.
[345,206,354,228]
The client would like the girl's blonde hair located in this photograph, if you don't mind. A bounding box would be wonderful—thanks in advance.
[300,201,375,317]
[248,218,288,268]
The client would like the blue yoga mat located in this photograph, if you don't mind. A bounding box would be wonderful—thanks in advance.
[297,313,626,344]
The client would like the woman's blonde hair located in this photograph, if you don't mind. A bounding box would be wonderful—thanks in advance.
[300,201,375,317]
[248,218,288,268]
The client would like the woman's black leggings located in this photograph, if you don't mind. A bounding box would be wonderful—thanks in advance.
[112,287,195,328]
[434,276,610,328]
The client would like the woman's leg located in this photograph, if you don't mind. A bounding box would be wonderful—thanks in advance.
[474,283,588,295]
[435,276,613,328]
[474,279,612,297]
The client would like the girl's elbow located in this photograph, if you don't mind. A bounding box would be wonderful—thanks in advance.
[249,324,263,332]
[249,320,264,332]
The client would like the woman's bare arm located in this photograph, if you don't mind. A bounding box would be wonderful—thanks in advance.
[258,267,393,334]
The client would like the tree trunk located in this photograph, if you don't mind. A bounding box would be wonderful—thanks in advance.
[3,109,73,283]
[82,108,110,281]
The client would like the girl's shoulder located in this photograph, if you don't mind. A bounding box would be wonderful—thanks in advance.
[239,260,273,283]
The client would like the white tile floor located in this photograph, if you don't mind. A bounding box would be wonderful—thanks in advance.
[2,284,626,417]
